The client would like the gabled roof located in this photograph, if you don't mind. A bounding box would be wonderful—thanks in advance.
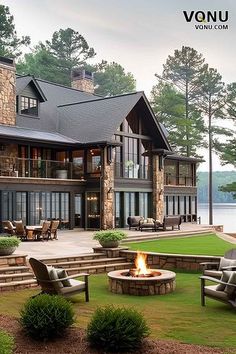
[58,91,171,149]
[16,75,47,102]
[0,125,79,145]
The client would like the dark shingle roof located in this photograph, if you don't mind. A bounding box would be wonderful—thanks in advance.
[58,92,144,143]
[0,125,78,145]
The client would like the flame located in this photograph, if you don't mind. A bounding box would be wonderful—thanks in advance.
[134,252,150,276]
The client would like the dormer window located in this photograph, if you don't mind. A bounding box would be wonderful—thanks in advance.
[20,96,39,116]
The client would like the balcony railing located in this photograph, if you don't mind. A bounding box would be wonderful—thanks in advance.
[0,156,84,180]
[164,173,195,186]
[114,162,151,179]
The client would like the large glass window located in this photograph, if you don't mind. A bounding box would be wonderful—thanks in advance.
[87,149,101,173]
[75,194,83,227]
[139,192,150,218]
[115,192,121,227]
[2,192,14,221]
[29,192,40,225]
[140,140,151,179]
[168,196,174,215]
[20,96,38,116]
[41,192,51,220]
[124,137,139,178]
[164,160,178,185]
[72,150,84,178]
[179,163,193,186]
[124,192,136,226]
[16,192,27,223]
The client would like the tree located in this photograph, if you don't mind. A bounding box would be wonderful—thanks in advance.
[0,5,30,58]
[153,46,207,157]
[197,65,232,224]
[151,81,205,157]
[17,28,95,86]
[93,61,136,96]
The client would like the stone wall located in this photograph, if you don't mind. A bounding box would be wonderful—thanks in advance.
[120,250,220,271]
[152,155,164,222]
[71,78,94,94]
[0,60,16,125]
[100,147,114,229]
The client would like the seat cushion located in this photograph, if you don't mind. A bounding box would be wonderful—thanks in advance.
[224,271,236,297]
[204,270,222,278]
[219,257,236,270]
[49,267,63,289]
[60,279,85,294]
[205,285,228,301]
[216,271,232,291]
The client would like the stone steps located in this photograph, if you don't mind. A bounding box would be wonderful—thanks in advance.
[123,230,213,243]
[39,252,106,264]
[0,278,37,292]
[0,265,30,274]
[64,262,134,275]
[0,272,33,283]
[48,257,127,268]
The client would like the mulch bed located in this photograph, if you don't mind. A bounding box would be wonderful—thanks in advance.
[0,314,231,354]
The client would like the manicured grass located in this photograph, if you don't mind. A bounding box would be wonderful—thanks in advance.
[0,330,14,354]
[127,233,234,256]
[0,272,236,349]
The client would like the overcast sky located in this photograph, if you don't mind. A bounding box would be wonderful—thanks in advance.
[2,0,236,171]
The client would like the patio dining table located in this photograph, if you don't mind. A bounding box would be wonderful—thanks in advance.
[26,225,42,240]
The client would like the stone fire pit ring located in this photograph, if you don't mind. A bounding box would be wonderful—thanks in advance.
[108,269,176,296]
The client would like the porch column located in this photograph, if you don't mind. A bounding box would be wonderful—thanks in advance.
[100,147,114,230]
[152,155,164,222]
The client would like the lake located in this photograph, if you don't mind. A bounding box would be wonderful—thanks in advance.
[198,203,236,233]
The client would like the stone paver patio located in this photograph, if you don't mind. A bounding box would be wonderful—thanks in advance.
[15,223,234,258]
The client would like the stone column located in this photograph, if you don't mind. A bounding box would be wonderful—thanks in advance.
[152,155,164,222]
[0,58,16,125]
[100,147,114,230]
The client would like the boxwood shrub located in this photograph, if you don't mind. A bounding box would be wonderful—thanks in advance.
[0,330,14,354]
[0,236,21,249]
[20,294,75,340]
[93,230,127,242]
[87,306,150,352]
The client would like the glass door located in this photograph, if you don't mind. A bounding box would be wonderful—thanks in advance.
[75,194,83,227]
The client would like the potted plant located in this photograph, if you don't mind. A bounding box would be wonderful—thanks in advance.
[93,230,127,248]
[0,236,21,256]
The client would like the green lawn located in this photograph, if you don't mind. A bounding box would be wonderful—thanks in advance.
[0,272,236,350]
[127,233,234,256]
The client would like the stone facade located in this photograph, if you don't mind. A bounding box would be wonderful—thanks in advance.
[71,68,94,94]
[0,60,16,125]
[100,147,114,229]
[152,155,164,222]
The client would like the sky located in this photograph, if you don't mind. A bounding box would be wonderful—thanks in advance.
[2,0,236,171]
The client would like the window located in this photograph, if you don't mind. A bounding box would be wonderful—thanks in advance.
[87,149,101,173]
[20,96,38,116]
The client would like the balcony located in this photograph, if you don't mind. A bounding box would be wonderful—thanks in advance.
[114,162,151,179]
[164,173,195,186]
[0,156,84,180]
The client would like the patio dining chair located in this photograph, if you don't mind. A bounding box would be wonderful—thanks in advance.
[14,220,27,240]
[29,257,89,301]
[36,221,51,241]
[2,220,16,235]
[48,220,60,240]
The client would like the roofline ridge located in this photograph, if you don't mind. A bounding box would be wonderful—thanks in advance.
[58,91,142,108]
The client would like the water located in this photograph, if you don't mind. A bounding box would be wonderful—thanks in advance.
[198,203,236,233]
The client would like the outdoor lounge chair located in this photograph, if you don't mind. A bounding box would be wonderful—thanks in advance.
[29,257,89,301]
[2,220,16,235]
[201,249,236,279]
[127,216,144,230]
[157,216,182,231]
[200,272,236,308]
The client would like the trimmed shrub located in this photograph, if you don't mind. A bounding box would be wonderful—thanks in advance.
[93,230,127,242]
[87,306,150,352]
[20,294,75,340]
[0,236,21,248]
[0,330,14,354]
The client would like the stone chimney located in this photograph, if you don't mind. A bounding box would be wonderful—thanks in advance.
[0,57,16,126]
[71,68,94,94]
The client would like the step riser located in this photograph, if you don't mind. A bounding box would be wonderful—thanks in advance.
[0,268,30,275]
[41,254,105,264]
[0,274,33,283]
[66,263,133,275]
[48,258,126,268]
[0,282,37,292]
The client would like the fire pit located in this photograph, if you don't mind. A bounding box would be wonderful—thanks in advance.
[108,252,176,296]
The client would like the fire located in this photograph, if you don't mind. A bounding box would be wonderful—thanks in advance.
[134,252,151,276]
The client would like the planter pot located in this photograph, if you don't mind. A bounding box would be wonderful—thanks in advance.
[56,170,68,179]
[99,240,119,248]
[0,246,17,256]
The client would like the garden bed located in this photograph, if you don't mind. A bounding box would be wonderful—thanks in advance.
[0,314,229,354]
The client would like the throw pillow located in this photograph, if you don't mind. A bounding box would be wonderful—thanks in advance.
[56,269,71,287]
[219,257,236,270]
[216,271,232,291]
[147,218,153,223]
[49,267,63,289]
[224,271,236,297]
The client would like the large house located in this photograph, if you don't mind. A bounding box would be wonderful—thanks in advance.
[0,56,200,230]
